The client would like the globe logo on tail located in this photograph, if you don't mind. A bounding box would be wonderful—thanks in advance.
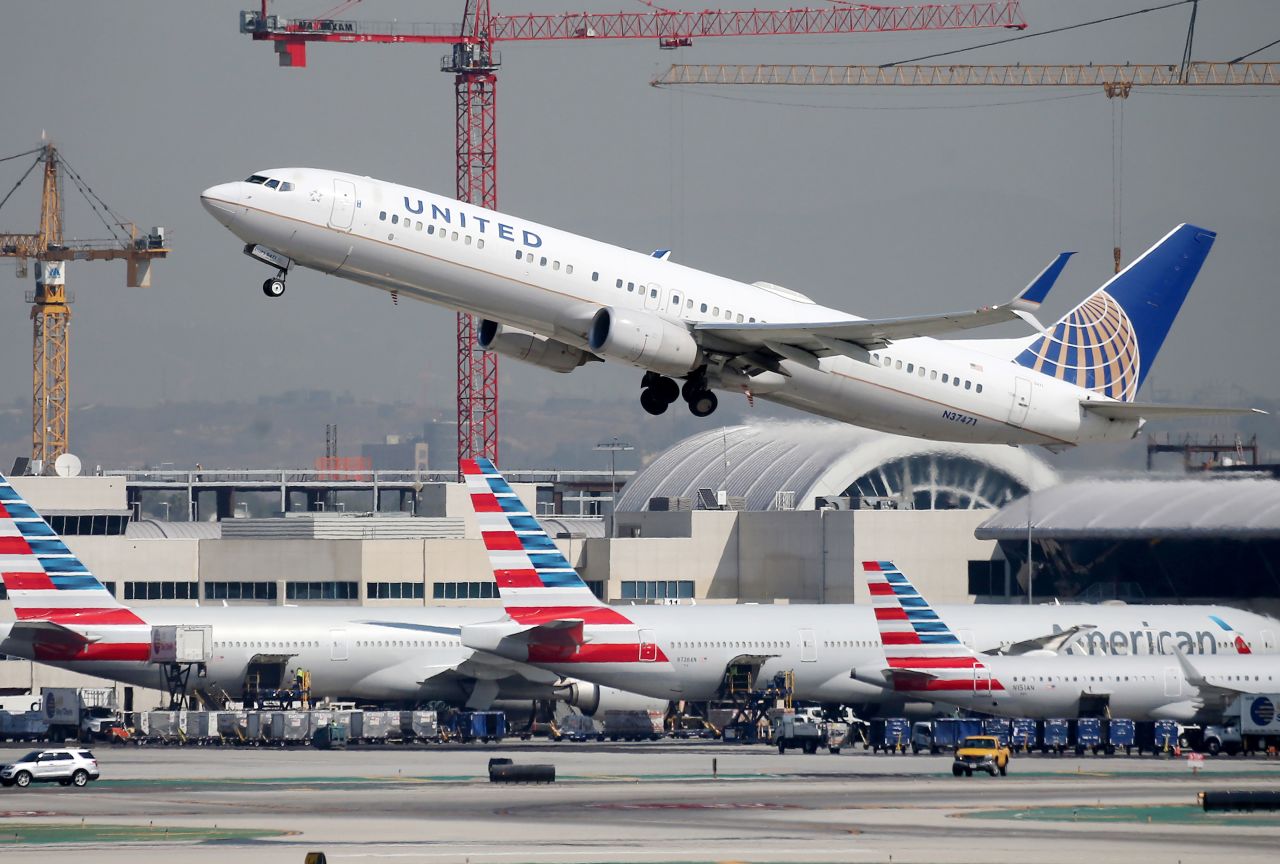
[1017,290,1140,402]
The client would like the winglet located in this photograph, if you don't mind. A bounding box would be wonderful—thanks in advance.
[1013,251,1074,311]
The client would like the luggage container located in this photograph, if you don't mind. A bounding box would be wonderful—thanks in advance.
[1010,718,1037,752]
[409,710,438,742]
[216,711,247,743]
[270,711,309,743]
[982,717,1012,746]
[187,711,214,743]
[1105,718,1136,755]
[446,710,506,743]
[1136,719,1180,755]
[867,718,910,753]
[1041,718,1070,754]
[246,712,268,742]
[309,711,334,737]
[1073,717,1102,755]
[912,718,982,754]
[346,711,364,740]
[146,711,185,743]
[359,710,398,743]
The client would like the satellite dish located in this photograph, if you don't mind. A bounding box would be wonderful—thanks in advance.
[53,453,82,477]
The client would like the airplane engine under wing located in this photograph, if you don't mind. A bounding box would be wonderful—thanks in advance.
[588,306,701,376]
[555,679,669,717]
[478,319,594,373]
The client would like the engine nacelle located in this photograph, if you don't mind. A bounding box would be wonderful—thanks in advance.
[554,680,669,717]
[478,319,591,374]
[587,307,701,377]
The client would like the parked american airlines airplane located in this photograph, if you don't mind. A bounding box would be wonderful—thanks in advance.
[456,459,1278,708]
[0,472,647,714]
[867,561,1278,722]
[201,170,1258,448]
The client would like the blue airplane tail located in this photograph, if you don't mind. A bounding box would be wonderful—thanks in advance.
[1014,224,1215,401]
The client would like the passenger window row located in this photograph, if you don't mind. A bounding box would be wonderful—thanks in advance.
[873,353,983,394]
[515,249,572,274]
[377,211,486,249]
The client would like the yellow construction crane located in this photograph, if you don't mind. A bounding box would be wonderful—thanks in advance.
[0,142,169,470]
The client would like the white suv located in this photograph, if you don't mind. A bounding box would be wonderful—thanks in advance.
[1,749,100,789]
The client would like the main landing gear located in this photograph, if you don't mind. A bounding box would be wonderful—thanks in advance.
[640,370,718,418]
[262,272,286,298]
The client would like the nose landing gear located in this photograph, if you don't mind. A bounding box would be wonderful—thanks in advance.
[262,273,286,298]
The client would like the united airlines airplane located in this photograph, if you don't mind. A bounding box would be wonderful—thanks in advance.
[201,170,1260,450]
[456,459,1279,709]
[868,561,1279,722]
[0,472,649,714]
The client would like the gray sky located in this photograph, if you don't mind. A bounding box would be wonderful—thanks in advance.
[0,0,1277,428]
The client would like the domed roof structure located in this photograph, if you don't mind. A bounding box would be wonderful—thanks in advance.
[616,421,1058,512]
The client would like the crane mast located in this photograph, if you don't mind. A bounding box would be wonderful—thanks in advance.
[0,142,169,470]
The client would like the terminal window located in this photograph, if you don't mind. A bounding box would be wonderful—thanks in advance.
[124,581,198,601]
[47,514,128,536]
[286,581,358,601]
[967,560,1005,596]
[367,581,426,600]
[433,581,498,600]
[620,580,694,600]
[204,581,278,601]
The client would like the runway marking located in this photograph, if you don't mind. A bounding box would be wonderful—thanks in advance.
[0,822,288,845]
[956,804,1280,826]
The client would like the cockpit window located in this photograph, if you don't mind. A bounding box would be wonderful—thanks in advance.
[245,175,268,184]
[265,179,280,189]
[279,181,294,192]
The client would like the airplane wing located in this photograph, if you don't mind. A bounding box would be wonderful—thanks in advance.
[695,252,1072,355]
[1082,401,1267,420]
[1174,650,1252,706]
[983,624,1096,656]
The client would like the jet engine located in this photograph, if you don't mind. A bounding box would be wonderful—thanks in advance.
[554,680,669,717]
[478,319,592,373]
[587,307,701,377]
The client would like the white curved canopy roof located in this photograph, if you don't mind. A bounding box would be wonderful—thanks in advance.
[616,421,1057,512]
[977,478,1280,540]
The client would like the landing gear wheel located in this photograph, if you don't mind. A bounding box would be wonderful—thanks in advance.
[640,388,669,416]
[654,376,680,405]
[263,277,286,298]
[688,390,718,418]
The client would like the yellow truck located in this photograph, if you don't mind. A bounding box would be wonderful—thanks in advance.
[952,735,1010,777]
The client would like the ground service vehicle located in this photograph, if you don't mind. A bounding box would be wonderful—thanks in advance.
[772,713,828,754]
[0,748,100,788]
[953,736,1011,777]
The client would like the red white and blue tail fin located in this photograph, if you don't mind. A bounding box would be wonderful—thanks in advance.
[865,560,1002,692]
[0,472,141,628]
[462,458,608,615]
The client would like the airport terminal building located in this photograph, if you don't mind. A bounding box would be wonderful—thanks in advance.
[2,421,1276,704]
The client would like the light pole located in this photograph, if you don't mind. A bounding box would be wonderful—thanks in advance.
[594,438,634,537]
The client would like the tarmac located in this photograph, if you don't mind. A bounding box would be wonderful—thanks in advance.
[1,740,1278,863]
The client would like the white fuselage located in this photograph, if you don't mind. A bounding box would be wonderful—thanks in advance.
[903,652,1280,722]
[467,602,1278,707]
[0,607,558,706]
[201,170,1138,448]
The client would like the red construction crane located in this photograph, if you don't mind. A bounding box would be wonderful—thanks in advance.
[240,1,1027,470]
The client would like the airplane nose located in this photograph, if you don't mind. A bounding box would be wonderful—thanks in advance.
[200,183,245,227]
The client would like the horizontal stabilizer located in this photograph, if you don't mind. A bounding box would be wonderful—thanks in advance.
[1082,401,1267,420]
[985,624,1096,656]
[460,617,585,654]
[4,620,97,646]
